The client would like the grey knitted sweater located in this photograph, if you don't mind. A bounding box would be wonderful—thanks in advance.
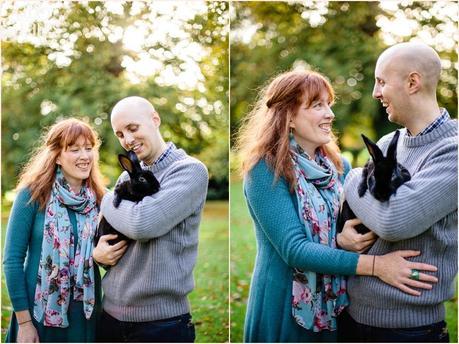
[100,144,208,322]
[344,119,457,328]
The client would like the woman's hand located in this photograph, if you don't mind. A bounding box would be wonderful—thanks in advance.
[93,234,129,266]
[375,250,438,296]
[17,321,39,343]
[337,218,377,253]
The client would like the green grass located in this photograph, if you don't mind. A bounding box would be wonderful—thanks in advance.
[1,200,229,343]
[229,179,256,343]
[230,179,458,343]
[189,200,229,343]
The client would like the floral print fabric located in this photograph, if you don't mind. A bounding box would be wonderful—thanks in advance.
[33,167,98,328]
[290,139,348,332]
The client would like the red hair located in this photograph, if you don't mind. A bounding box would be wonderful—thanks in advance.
[16,118,106,209]
[235,70,343,191]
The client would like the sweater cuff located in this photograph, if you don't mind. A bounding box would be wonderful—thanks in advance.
[11,297,29,313]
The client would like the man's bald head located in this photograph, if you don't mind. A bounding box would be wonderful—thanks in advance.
[110,96,164,164]
[111,96,157,122]
[377,42,441,94]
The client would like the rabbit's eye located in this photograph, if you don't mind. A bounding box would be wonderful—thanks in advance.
[139,177,146,183]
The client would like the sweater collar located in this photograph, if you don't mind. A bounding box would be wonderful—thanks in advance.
[140,142,186,172]
[402,116,457,147]
[406,108,449,136]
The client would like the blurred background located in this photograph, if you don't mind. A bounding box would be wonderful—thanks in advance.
[229,1,457,342]
[1,1,228,342]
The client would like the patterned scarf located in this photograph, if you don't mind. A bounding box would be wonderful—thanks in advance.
[33,167,99,328]
[290,138,348,332]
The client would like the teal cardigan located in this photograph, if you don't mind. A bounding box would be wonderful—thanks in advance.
[2,188,101,343]
[243,159,359,343]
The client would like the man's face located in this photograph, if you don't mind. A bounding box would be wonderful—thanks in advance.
[111,109,160,165]
[372,59,409,126]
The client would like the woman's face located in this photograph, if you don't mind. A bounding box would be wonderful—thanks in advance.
[56,135,94,191]
[290,91,335,157]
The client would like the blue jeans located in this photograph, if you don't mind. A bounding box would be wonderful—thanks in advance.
[337,309,449,343]
[97,311,195,343]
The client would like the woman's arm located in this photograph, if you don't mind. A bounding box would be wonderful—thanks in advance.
[356,251,438,296]
[246,161,438,294]
[245,160,359,276]
[338,216,438,295]
[15,310,39,343]
[2,189,40,342]
[3,189,36,312]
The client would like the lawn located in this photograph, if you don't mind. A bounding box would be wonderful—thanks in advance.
[229,179,256,342]
[230,179,458,343]
[1,199,229,343]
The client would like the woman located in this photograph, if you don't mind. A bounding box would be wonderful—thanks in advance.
[3,118,114,342]
[235,70,439,342]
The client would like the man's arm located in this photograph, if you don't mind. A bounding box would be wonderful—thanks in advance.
[101,160,208,240]
[344,141,457,241]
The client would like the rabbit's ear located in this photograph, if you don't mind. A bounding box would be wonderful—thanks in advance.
[361,134,384,162]
[118,154,134,174]
[386,130,400,162]
[127,150,142,172]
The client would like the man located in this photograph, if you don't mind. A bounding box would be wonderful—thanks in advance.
[96,96,208,342]
[339,42,457,342]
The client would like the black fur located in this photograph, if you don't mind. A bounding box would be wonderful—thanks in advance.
[338,130,411,235]
[94,150,160,246]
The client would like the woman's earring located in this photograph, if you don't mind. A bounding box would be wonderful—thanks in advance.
[289,127,294,139]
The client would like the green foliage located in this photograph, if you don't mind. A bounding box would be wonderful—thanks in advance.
[1,1,229,197]
[230,1,457,164]
[1,200,229,343]
[230,179,458,343]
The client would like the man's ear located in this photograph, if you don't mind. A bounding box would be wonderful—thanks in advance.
[408,72,421,94]
[152,111,161,128]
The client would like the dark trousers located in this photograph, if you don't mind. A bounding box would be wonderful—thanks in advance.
[97,311,195,343]
[337,310,449,343]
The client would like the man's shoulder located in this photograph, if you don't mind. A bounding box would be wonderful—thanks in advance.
[428,120,457,152]
[173,152,208,173]
[164,152,209,185]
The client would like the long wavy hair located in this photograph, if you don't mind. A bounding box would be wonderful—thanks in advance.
[235,70,343,191]
[16,118,106,209]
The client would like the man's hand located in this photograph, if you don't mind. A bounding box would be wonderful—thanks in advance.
[337,218,377,253]
[93,234,129,266]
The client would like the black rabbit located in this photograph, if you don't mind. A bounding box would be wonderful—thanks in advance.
[338,130,411,234]
[94,150,160,246]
